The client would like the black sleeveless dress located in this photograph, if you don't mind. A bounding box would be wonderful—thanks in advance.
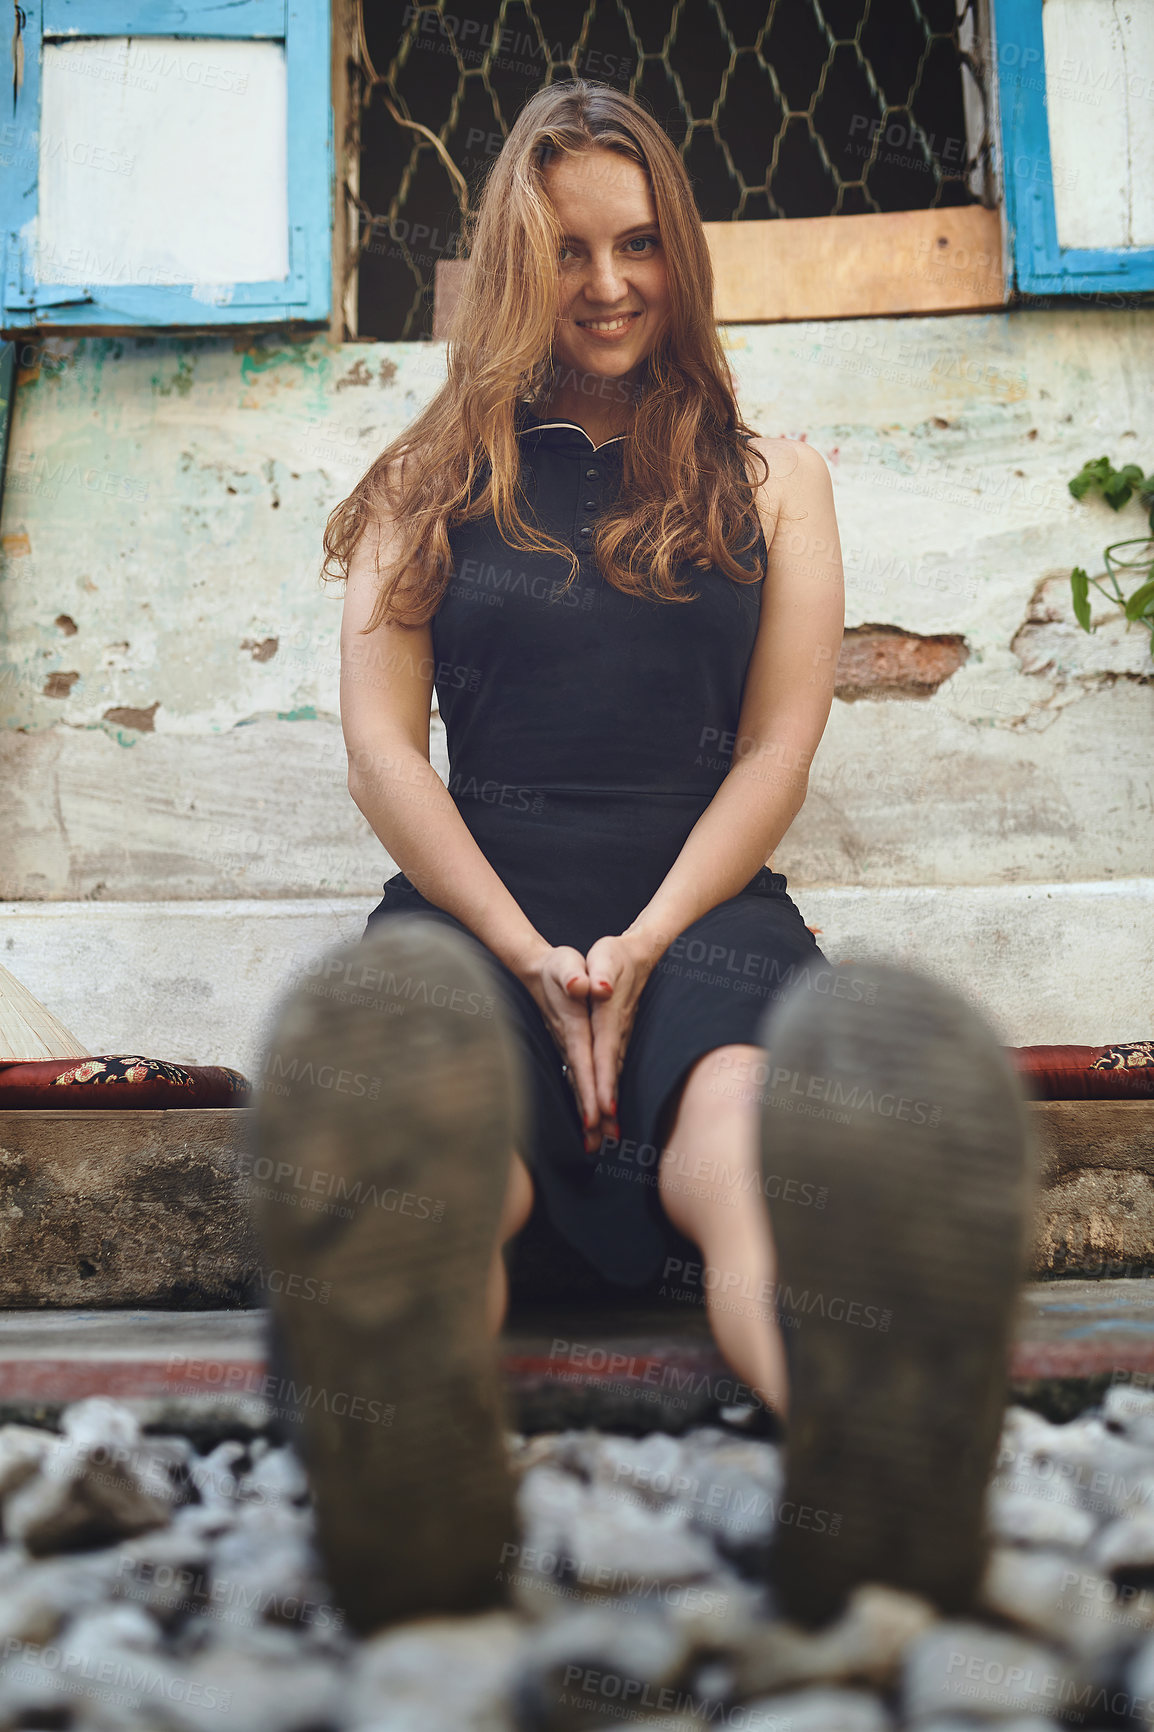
[365,407,827,1287]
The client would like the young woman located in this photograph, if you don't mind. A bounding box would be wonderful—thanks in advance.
[330,80,844,1419]
[261,80,1028,1637]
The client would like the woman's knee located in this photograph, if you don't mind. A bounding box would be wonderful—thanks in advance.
[499,1150,534,1244]
[673,1043,764,1139]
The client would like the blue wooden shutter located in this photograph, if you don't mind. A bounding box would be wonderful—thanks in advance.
[993,0,1154,296]
[1,0,331,328]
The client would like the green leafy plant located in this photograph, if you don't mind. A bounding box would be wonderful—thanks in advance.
[1067,457,1154,649]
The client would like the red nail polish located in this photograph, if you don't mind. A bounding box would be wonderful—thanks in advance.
[609,1098,617,1114]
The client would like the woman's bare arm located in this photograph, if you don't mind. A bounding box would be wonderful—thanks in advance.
[584,438,845,1114]
[622,437,845,960]
[341,516,551,978]
[340,506,610,1144]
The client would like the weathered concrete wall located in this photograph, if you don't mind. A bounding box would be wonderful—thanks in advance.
[0,316,1150,1057]
[1,314,1151,901]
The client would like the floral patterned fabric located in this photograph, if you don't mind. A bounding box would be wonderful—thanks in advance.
[1009,1042,1154,1101]
[0,1056,250,1110]
[1,1045,1148,1110]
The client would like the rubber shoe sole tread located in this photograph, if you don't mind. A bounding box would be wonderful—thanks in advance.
[759,961,1034,1625]
[252,919,524,1634]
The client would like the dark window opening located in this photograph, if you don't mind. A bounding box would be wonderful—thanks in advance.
[353,0,992,339]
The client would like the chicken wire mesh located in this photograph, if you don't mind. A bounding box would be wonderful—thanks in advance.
[351,0,994,338]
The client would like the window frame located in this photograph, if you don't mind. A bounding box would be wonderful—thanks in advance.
[992,0,1154,296]
[1,0,332,331]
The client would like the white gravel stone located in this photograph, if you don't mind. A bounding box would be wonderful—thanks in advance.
[151,1640,347,1732]
[0,1548,126,1642]
[187,1439,248,1510]
[0,1405,1146,1730]
[914,1721,1065,1731]
[205,1504,336,1640]
[240,1443,310,1507]
[514,1605,690,1730]
[903,1622,1077,1723]
[985,1485,1098,1551]
[66,1601,163,1652]
[743,1685,894,1731]
[569,1485,721,1582]
[516,1463,586,1559]
[980,1544,1154,1658]
[1103,1383,1154,1451]
[589,1431,690,1501]
[0,1422,59,1501]
[515,1457,720,1608]
[1127,1633,1154,1729]
[112,1524,216,1623]
[733,1584,936,1699]
[1093,1510,1154,1575]
[61,1397,142,1452]
[992,1411,1154,1526]
[348,1610,524,1731]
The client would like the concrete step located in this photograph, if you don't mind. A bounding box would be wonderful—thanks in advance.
[2,880,1152,1076]
[0,1282,1150,1435]
[2,1104,1153,1313]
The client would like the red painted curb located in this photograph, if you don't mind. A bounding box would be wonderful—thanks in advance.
[2,1340,1151,1407]
[0,1358,264,1401]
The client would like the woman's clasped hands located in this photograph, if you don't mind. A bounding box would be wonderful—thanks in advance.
[523,933,657,1153]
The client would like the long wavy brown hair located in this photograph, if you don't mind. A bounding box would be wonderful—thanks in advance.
[323,81,769,628]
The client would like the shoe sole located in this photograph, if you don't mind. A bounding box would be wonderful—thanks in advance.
[251,918,524,1633]
[758,961,1034,1624]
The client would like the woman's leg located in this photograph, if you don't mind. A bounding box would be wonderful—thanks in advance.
[658,1043,789,1415]
[486,1151,535,1334]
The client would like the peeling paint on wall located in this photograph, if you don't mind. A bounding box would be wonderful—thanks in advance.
[0,316,1151,900]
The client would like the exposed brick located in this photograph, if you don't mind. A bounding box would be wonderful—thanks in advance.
[835,624,969,701]
[101,702,160,732]
[43,672,79,698]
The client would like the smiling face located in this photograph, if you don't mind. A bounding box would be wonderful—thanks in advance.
[542,145,670,413]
